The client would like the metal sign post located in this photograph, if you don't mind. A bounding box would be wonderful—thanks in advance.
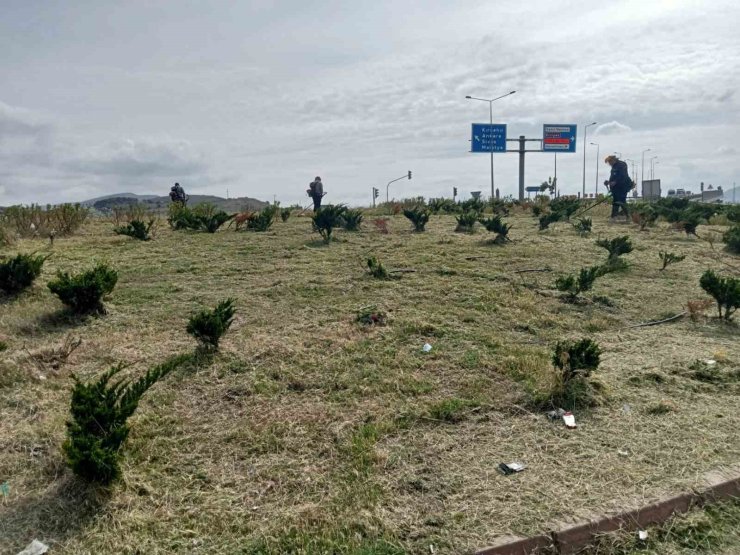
[507,136,546,201]
[468,123,577,201]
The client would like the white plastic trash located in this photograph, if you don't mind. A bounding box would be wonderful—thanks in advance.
[17,540,49,555]
[638,530,648,541]
[422,343,432,353]
[562,411,576,428]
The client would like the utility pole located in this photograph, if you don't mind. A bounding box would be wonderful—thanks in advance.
[641,148,651,188]
[554,153,557,197]
[518,136,525,200]
[582,122,597,197]
[465,91,516,199]
[590,142,600,197]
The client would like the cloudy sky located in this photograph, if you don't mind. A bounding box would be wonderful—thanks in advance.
[1,0,738,206]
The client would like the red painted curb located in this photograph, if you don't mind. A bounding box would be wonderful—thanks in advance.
[551,492,698,555]
[474,535,553,555]
[474,469,739,555]
[697,467,740,503]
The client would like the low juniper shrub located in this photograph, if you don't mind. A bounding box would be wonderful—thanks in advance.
[114,219,155,241]
[64,354,191,484]
[631,203,658,230]
[550,197,581,220]
[312,204,347,243]
[596,236,633,261]
[479,215,511,244]
[366,256,390,280]
[539,212,561,230]
[455,211,478,233]
[427,198,458,214]
[554,266,602,300]
[699,270,739,320]
[681,218,700,237]
[186,299,236,350]
[0,253,49,295]
[342,209,364,231]
[201,211,235,233]
[550,338,602,408]
[47,263,118,314]
[659,251,686,271]
[168,203,233,232]
[403,207,430,232]
[724,224,740,254]
[573,217,592,235]
[356,305,387,326]
[459,197,485,215]
[245,209,276,232]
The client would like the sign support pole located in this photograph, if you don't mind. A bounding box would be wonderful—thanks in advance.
[506,136,542,201]
[489,103,495,200]
[518,135,525,201]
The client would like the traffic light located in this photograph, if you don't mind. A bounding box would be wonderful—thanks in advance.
[453,187,458,197]
[408,171,412,180]
[373,187,379,199]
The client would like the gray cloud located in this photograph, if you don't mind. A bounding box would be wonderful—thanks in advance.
[0,100,51,138]
[0,0,738,205]
[595,122,632,136]
[64,138,208,178]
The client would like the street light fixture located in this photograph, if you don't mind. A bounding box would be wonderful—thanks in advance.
[641,148,652,188]
[465,90,517,199]
[590,142,600,197]
[650,156,659,180]
[582,122,598,197]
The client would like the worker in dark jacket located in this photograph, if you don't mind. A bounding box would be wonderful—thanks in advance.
[169,182,188,205]
[604,155,632,221]
[307,176,325,211]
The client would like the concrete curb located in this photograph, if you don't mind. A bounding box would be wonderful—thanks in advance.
[475,465,740,555]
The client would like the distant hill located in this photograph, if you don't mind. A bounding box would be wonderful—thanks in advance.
[81,192,159,206]
[84,192,269,213]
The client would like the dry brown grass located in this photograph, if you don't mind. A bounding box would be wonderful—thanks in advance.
[0,209,738,554]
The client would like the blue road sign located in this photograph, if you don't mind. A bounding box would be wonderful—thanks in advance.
[543,124,577,152]
[471,123,507,153]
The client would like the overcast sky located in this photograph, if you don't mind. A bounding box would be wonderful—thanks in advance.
[1,0,738,206]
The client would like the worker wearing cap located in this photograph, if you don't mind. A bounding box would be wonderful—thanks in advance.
[604,155,632,221]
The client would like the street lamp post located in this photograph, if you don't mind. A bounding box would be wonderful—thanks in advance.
[641,148,652,188]
[650,156,658,181]
[590,142,600,197]
[624,159,636,191]
[465,91,517,199]
[582,122,598,198]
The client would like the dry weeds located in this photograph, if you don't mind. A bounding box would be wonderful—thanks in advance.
[0,209,738,554]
